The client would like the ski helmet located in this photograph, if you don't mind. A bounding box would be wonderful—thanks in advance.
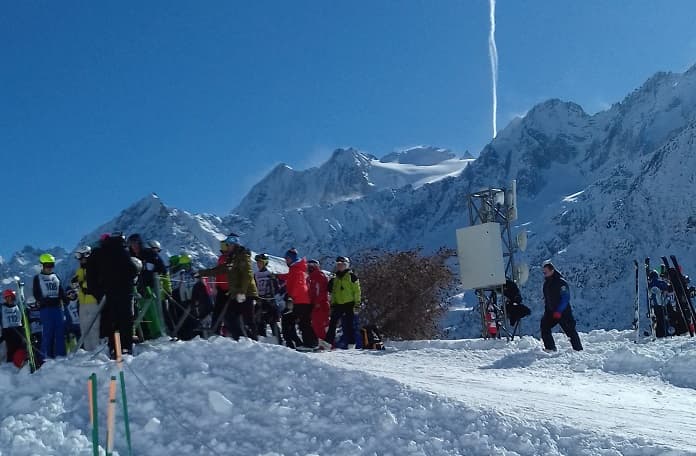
[224,233,240,246]
[284,248,299,264]
[2,289,16,301]
[179,254,192,266]
[335,256,350,265]
[255,253,270,263]
[307,259,320,268]
[39,253,56,265]
[147,239,161,251]
[74,245,92,260]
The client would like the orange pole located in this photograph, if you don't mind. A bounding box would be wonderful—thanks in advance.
[106,376,117,455]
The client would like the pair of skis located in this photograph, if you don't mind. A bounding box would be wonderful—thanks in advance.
[640,256,696,340]
[662,255,696,336]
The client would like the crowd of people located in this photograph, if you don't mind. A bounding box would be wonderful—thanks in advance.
[0,232,365,369]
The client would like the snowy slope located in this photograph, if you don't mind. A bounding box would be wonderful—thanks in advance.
[313,331,696,453]
[0,332,692,455]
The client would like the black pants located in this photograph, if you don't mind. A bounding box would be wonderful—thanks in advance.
[4,328,24,363]
[227,298,257,341]
[325,304,355,345]
[256,298,280,338]
[211,288,229,334]
[540,308,583,351]
[653,305,669,337]
[282,310,302,349]
[101,293,135,356]
[293,303,317,348]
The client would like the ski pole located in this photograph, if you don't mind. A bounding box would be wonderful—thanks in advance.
[105,376,117,456]
[88,373,99,456]
[114,332,133,456]
[70,296,107,357]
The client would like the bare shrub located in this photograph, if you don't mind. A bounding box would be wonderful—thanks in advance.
[355,248,455,340]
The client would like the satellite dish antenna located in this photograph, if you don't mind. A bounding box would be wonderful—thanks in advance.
[514,263,530,286]
[516,231,528,252]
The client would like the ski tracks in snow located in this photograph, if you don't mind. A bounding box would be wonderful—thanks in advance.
[311,331,696,454]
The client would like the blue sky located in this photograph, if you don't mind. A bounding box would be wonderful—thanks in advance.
[1,0,695,258]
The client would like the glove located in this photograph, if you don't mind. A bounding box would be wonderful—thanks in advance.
[552,311,562,320]
[145,262,155,271]
[236,293,246,303]
[285,297,294,313]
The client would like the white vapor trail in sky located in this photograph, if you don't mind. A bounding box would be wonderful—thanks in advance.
[488,0,498,138]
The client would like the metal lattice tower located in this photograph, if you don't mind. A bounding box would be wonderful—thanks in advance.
[466,186,518,340]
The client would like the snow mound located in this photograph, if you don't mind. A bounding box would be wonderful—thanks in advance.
[0,332,691,455]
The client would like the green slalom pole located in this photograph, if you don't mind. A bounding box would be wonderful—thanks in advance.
[89,373,99,456]
[119,371,133,455]
[114,331,133,456]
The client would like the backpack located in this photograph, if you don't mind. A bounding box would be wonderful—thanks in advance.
[360,325,385,350]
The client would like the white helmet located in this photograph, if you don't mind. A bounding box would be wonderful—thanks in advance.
[147,240,162,250]
[74,245,92,260]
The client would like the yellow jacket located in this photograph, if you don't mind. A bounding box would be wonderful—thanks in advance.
[74,267,98,305]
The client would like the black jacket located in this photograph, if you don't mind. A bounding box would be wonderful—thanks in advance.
[93,237,139,296]
[503,279,522,305]
[543,270,571,313]
[131,247,166,292]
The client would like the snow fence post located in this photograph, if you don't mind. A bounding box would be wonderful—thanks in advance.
[114,331,133,456]
[88,373,99,456]
[106,376,117,456]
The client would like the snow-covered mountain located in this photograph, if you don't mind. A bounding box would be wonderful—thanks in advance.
[0,246,69,292]
[226,64,696,337]
[4,63,696,339]
[233,146,473,220]
[73,194,228,265]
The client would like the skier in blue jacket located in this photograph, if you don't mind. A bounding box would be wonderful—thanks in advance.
[540,262,583,351]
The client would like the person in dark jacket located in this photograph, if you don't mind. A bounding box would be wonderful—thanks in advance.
[128,234,167,339]
[33,253,69,358]
[198,234,258,341]
[540,262,583,351]
[92,232,140,357]
[1,289,26,365]
[503,279,531,328]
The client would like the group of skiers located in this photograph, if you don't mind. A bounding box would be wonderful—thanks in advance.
[0,232,365,370]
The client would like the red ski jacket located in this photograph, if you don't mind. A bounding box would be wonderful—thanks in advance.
[277,258,310,304]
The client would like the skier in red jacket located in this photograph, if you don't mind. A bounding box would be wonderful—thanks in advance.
[307,259,330,340]
[277,248,317,351]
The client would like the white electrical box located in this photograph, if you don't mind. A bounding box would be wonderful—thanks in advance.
[456,222,506,289]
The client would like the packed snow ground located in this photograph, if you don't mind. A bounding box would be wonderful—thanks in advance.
[0,331,694,455]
